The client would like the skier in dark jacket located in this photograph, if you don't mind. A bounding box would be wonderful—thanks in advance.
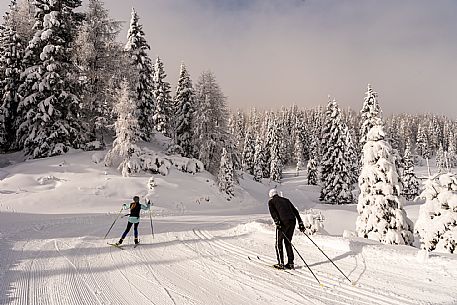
[268,189,305,270]
[115,196,150,246]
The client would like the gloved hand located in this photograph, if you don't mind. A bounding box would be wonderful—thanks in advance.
[147,200,151,205]
[122,203,128,209]
[298,222,305,233]
[275,220,282,230]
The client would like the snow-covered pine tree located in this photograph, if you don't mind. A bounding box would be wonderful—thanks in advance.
[252,135,265,182]
[356,125,414,245]
[241,126,255,175]
[402,142,420,201]
[436,143,446,173]
[359,84,382,149]
[218,147,234,198]
[10,0,35,43]
[306,158,318,185]
[193,71,229,174]
[448,131,457,168]
[293,117,306,173]
[415,173,457,253]
[416,124,430,160]
[104,79,141,177]
[153,56,172,136]
[174,62,194,157]
[345,128,358,185]
[73,0,123,145]
[269,116,282,182]
[16,0,83,158]
[0,0,23,151]
[124,8,155,140]
[319,98,353,204]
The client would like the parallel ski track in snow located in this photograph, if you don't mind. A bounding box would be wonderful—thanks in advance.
[196,229,419,305]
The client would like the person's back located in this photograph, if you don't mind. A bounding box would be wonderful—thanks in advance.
[268,195,297,223]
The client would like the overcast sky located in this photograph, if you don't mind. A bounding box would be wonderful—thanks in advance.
[1,0,457,116]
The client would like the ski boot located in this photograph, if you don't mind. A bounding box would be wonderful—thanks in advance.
[273,263,284,270]
[134,238,140,245]
[115,238,124,246]
[284,263,294,270]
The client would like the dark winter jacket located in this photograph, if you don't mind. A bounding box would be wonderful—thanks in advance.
[122,202,150,224]
[268,195,303,226]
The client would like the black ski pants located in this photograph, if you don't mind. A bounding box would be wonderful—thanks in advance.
[275,219,296,265]
[121,222,139,239]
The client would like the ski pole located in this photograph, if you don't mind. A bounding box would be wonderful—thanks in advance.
[104,208,123,239]
[280,230,322,286]
[149,207,154,239]
[301,231,353,285]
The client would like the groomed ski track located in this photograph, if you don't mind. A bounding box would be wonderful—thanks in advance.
[1,213,456,305]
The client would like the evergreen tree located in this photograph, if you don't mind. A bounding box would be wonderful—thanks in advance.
[319,99,353,204]
[359,84,382,149]
[174,62,194,157]
[17,0,83,158]
[193,71,229,174]
[269,116,282,182]
[306,158,318,185]
[104,79,141,177]
[345,128,358,184]
[153,56,172,136]
[124,8,155,140]
[436,143,446,173]
[415,173,457,254]
[0,0,24,151]
[252,135,265,182]
[293,117,306,173]
[416,124,430,159]
[241,126,255,175]
[448,131,457,168]
[402,142,420,200]
[73,0,122,145]
[356,125,414,245]
[218,147,235,198]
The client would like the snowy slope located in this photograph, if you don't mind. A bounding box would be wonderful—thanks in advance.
[1,151,456,305]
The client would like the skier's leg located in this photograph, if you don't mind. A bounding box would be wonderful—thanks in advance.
[134,223,139,244]
[275,228,284,266]
[119,222,133,244]
[284,221,295,266]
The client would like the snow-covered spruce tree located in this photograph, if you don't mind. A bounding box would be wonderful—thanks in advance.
[16,0,83,158]
[218,147,234,198]
[359,84,382,149]
[402,142,420,201]
[241,126,255,175]
[448,132,457,168]
[436,143,446,173]
[153,56,172,136]
[73,0,122,145]
[269,117,282,182]
[174,62,194,157]
[319,99,353,204]
[356,125,414,245]
[416,124,430,160]
[415,173,457,253]
[124,8,155,141]
[0,0,24,151]
[345,128,358,185]
[192,71,229,175]
[306,158,318,185]
[252,135,265,182]
[293,117,306,173]
[104,79,141,177]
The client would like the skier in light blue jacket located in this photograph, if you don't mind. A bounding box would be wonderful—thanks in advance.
[115,196,150,246]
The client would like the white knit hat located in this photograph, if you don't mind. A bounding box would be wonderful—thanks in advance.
[269,189,278,198]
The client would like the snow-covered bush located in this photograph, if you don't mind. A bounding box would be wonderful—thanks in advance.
[306,158,318,185]
[356,125,414,245]
[300,210,324,235]
[218,147,235,199]
[415,173,457,254]
[148,177,156,189]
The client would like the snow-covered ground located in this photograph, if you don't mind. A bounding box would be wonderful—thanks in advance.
[1,151,456,305]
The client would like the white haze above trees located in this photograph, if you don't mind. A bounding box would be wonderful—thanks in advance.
[1,0,457,254]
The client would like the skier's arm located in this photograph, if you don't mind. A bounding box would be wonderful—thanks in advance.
[268,200,280,226]
[290,201,303,224]
[140,200,151,210]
